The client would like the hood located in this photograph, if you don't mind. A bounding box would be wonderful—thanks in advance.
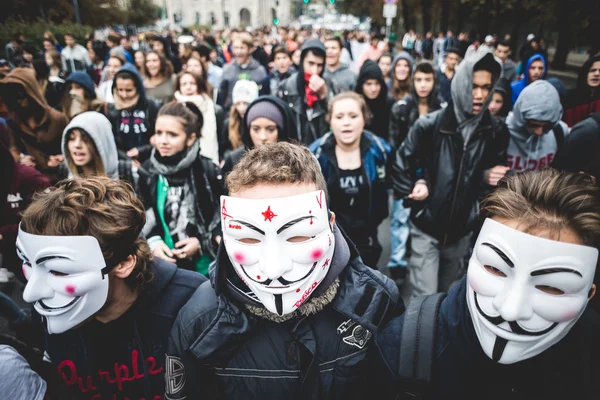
[451,51,502,125]
[409,60,441,110]
[241,95,298,147]
[392,51,414,72]
[523,53,548,86]
[576,54,600,92]
[356,59,388,101]
[61,111,119,178]
[112,63,147,106]
[0,68,51,124]
[296,39,328,103]
[507,80,562,137]
[493,77,512,117]
[65,71,96,99]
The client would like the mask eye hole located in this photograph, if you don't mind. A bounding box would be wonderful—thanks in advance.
[483,265,507,278]
[49,270,69,277]
[239,238,261,244]
[287,236,312,243]
[535,285,565,296]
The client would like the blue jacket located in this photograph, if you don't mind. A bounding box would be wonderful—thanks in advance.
[309,131,392,234]
[511,53,548,105]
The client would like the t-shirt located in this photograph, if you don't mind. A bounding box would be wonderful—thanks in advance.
[330,167,371,244]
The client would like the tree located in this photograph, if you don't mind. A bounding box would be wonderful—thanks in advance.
[127,0,160,26]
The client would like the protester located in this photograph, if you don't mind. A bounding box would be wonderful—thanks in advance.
[390,51,413,101]
[105,33,133,63]
[437,48,460,103]
[402,30,417,57]
[165,141,402,399]
[355,60,394,140]
[511,53,547,105]
[324,36,357,92]
[143,50,175,104]
[61,71,104,121]
[378,53,393,91]
[378,169,600,399]
[42,49,65,110]
[310,92,391,268]
[87,41,106,85]
[563,54,600,127]
[5,34,23,68]
[279,39,339,144]
[495,40,517,82]
[220,80,259,160]
[192,43,223,90]
[61,33,92,75]
[259,46,295,96]
[390,51,509,298]
[433,32,445,66]
[488,77,512,118]
[17,176,205,399]
[97,53,126,103]
[174,70,219,165]
[422,31,434,60]
[358,33,385,67]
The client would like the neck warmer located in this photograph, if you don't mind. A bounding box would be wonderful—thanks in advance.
[304,72,319,108]
[149,139,200,176]
[114,93,140,111]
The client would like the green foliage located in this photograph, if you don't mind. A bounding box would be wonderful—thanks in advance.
[126,0,161,26]
[0,19,93,53]
[185,24,215,32]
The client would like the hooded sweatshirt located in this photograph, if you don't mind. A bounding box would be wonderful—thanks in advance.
[492,77,513,118]
[356,60,395,140]
[506,80,568,172]
[61,111,119,179]
[511,53,548,105]
[217,57,267,109]
[390,52,414,100]
[324,63,357,92]
[563,54,600,127]
[0,68,68,181]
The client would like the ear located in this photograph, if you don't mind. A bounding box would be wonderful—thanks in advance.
[186,133,197,148]
[329,211,336,231]
[112,255,137,280]
[589,284,596,301]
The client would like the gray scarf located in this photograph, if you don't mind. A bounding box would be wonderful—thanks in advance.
[149,139,201,176]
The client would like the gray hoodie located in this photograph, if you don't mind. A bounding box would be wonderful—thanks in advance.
[506,80,568,171]
[324,63,357,92]
[61,111,119,178]
[217,58,267,108]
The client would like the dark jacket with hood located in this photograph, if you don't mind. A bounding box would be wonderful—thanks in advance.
[391,52,509,244]
[259,66,296,96]
[511,53,548,105]
[376,277,600,400]
[309,130,392,241]
[38,258,205,400]
[0,68,68,182]
[222,95,298,178]
[492,77,512,119]
[389,61,447,148]
[355,60,395,141]
[563,54,600,127]
[165,224,403,400]
[279,39,340,145]
[105,64,160,164]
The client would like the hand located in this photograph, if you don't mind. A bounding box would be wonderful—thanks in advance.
[132,159,141,168]
[172,237,201,259]
[20,154,36,168]
[127,147,140,159]
[215,235,222,245]
[308,74,327,100]
[47,154,64,168]
[408,182,429,201]
[485,165,510,186]
[153,242,176,263]
[0,234,3,241]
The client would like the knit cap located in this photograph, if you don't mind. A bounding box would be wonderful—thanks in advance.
[246,99,285,131]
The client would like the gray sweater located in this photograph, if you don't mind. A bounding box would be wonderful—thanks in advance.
[324,64,358,92]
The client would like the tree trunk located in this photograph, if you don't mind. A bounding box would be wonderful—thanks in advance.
[476,2,491,40]
[455,0,464,34]
[551,0,571,70]
[421,0,432,33]
[401,0,411,33]
[440,0,450,32]
[509,5,522,57]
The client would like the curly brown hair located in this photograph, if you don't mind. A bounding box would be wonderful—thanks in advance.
[20,177,153,291]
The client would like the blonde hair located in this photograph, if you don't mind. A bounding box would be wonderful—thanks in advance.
[481,169,600,249]
[228,103,244,150]
[226,142,328,198]
[232,32,254,49]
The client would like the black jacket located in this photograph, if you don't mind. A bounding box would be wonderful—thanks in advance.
[165,227,403,400]
[391,106,509,244]
[138,155,224,260]
[377,278,600,400]
[38,259,206,400]
[355,59,395,141]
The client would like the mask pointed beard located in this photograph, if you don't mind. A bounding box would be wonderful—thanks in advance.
[69,92,86,116]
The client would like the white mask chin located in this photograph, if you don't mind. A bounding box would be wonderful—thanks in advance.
[466,218,598,364]
[221,190,335,316]
[17,227,111,334]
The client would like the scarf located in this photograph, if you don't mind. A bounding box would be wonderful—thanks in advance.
[149,139,200,176]
[113,92,140,111]
[304,72,319,108]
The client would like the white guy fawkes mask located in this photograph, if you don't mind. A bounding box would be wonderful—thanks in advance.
[467,218,598,364]
[221,190,335,316]
[17,227,111,334]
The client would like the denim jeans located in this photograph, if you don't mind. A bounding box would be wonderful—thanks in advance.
[0,291,26,323]
[387,198,411,270]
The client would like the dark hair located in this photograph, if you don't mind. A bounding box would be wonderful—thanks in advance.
[325,36,343,49]
[32,59,49,80]
[115,70,138,84]
[446,47,461,57]
[64,32,75,39]
[43,38,54,46]
[271,46,291,60]
[176,69,209,97]
[194,44,210,60]
[107,34,121,45]
[204,35,217,49]
[378,52,393,62]
[414,62,435,75]
[157,101,204,138]
[305,48,325,61]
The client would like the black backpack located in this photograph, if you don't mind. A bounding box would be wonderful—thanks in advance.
[396,293,446,400]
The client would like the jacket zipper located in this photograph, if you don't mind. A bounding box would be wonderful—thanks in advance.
[444,139,468,246]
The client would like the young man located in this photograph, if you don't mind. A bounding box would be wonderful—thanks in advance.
[437,47,460,103]
[165,142,402,399]
[511,53,547,105]
[5,34,23,68]
[390,51,509,298]
[259,46,295,96]
[279,39,340,144]
[61,33,92,76]
[563,54,600,127]
[217,33,267,109]
[506,80,569,172]
[378,169,600,399]
[195,43,223,89]
[324,36,357,92]
[105,33,133,64]
[17,176,205,399]
[358,33,385,67]
[495,40,517,82]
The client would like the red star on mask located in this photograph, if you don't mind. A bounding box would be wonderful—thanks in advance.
[261,206,277,222]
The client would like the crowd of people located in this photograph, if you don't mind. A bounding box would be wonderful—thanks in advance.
[0,23,599,399]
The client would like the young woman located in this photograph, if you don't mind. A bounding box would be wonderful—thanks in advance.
[87,42,106,85]
[356,60,395,140]
[43,31,63,53]
[97,53,126,103]
[488,77,512,119]
[220,80,259,160]
[174,71,219,165]
[59,111,119,179]
[185,56,217,101]
[139,101,223,275]
[134,50,147,76]
[378,53,393,92]
[41,51,65,110]
[143,50,175,104]
[391,51,414,101]
[309,92,392,269]
[61,71,104,121]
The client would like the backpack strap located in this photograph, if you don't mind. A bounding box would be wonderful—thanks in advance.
[398,292,446,400]
[553,122,565,151]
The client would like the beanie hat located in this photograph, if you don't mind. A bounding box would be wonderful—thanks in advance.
[246,100,285,131]
[232,80,259,104]
[65,71,96,99]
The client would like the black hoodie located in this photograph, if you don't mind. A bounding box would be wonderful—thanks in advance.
[564,54,600,127]
[355,60,395,141]
[39,258,205,400]
[492,77,513,119]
